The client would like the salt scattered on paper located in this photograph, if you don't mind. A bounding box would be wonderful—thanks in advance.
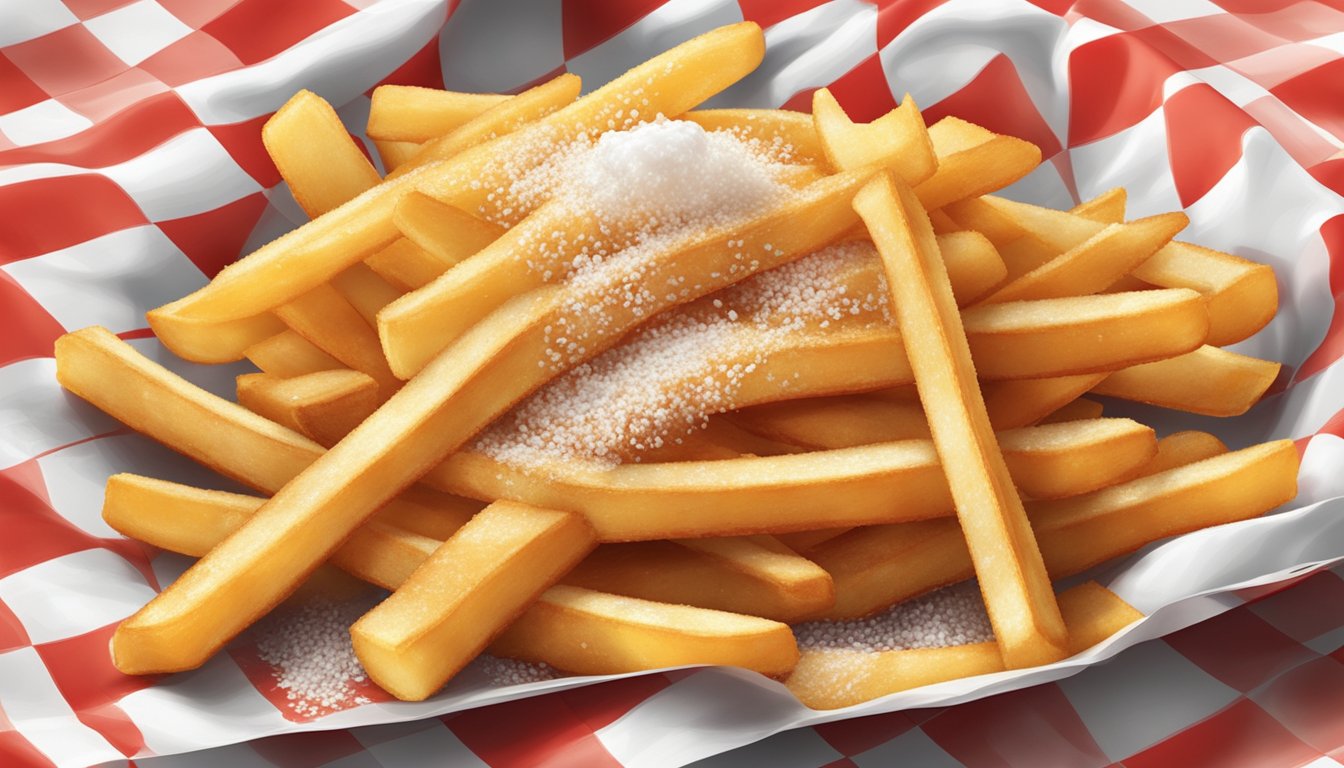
[793,582,993,653]
[251,595,376,718]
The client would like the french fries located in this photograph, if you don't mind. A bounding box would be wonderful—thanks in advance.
[855,173,1067,668]
[492,585,798,678]
[367,85,508,143]
[566,538,834,622]
[788,582,1142,708]
[430,420,1158,540]
[1092,345,1281,416]
[236,371,379,448]
[351,501,596,700]
[148,23,765,363]
[810,439,1296,619]
[812,88,936,184]
[57,20,1298,707]
[981,195,1278,345]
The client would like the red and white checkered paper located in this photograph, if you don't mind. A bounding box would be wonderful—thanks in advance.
[3,0,1344,766]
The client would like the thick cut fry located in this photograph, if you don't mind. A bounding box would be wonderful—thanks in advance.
[977,213,1188,305]
[244,330,343,377]
[788,582,1142,708]
[380,168,869,378]
[812,88,936,185]
[927,207,962,234]
[374,140,421,173]
[941,188,1126,249]
[938,230,1007,305]
[101,475,471,591]
[980,375,1108,429]
[392,191,505,268]
[262,92,410,384]
[684,108,822,163]
[811,438,1293,619]
[776,528,853,553]
[433,422,1153,542]
[492,585,798,677]
[55,327,478,539]
[1135,430,1227,475]
[367,85,508,142]
[961,289,1209,379]
[109,475,795,679]
[1038,397,1103,424]
[855,173,1066,668]
[111,115,867,674]
[331,264,403,327]
[1092,345,1280,416]
[566,537,834,622]
[364,238,450,291]
[915,118,1041,211]
[982,196,1278,345]
[272,283,400,396]
[351,502,596,701]
[263,90,381,219]
[236,371,379,448]
[390,73,581,178]
[729,395,930,447]
[1034,440,1299,576]
[148,23,765,362]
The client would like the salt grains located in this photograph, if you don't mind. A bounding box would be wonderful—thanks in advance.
[571,119,785,229]
[793,582,993,653]
[251,595,376,717]
[473,242,889,469]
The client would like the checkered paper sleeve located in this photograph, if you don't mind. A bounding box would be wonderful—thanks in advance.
[1,1,1344,766]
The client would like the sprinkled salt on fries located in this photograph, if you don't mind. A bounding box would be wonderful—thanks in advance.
[54,22,1298,708]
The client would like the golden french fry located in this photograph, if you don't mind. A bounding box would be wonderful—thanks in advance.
[684,108,823,163]
[1092,345,1280,416]
[492,585,798,677]
[1037,397,1103,424]
[374,139,422,173]
[330,264,403,326]
[263,90,381,219]
[351,501,596,701]
[390,73,581,178]
[1034,439,1299,576]
[812,88,936,184]
[1071,187,1127,223]
[566,537,834,622]
[855,172,1066,668]
[380,167,869,378]
[938,230,1006,305]
[236,370,379,448]
[434,425,1154,547]
[811,438,1293,619]
[927,207,962,234]
[393,191,505,268]
[915,118,1041,211]
[728,395,931,448]
[962,289,1209,379]
[55,327,479,538]
[942,188,1126,249]
[103,475,798,678]
[787,581,1142,708]
[776,527,853,553]
[641,417,803,462]
[983,196,1278,345]
[148,23,766,362]
[979,375,1109,429]
[101,474,467,591]
[364,238,450,291]
[977,212,1188,305]
[1134,430,1227,475]
[244,330,344,377]
[272,283,400,396]
[367,85,508,142]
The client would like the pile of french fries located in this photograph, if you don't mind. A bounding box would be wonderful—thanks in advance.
[54,22,1301,709]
